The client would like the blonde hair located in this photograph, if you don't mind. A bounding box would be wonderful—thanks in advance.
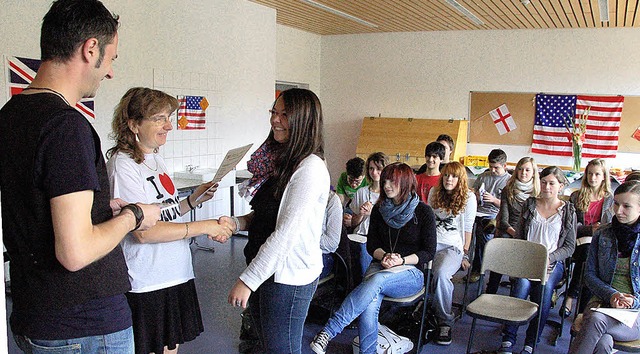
[504,157,540,204]
[430,161,469,215]
[575,159,611,212]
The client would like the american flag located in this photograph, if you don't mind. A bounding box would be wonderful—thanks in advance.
[531,94,624,158]
[177,95,208,130]
[7,56,96,120]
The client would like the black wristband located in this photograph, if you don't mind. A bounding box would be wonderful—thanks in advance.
[186,195,195,210]
[402,257,405,265]
[122,204,144,231]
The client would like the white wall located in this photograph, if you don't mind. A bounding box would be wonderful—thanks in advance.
[317,28,640,181]
[0,0,277,350]
[276,26,322,92]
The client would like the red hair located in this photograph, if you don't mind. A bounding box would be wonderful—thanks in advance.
[377,162,417,205]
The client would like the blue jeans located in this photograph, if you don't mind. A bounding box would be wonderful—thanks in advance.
[249,276,317,353]
[358,243,373,277]
[503,261,565,346]
[14,327,134,354]
[324,264,423,354]
[320,253,334,279]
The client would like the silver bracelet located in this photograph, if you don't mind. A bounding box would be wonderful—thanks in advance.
[231,216,240,234]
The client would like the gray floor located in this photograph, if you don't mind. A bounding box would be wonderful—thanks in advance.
[5,236,574,353]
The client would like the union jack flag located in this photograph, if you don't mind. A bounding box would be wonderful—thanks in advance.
[7,56,96,120]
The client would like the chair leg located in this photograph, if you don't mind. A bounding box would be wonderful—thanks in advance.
[466,317,477,354]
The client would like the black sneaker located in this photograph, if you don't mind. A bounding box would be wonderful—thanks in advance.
[310,330,331,354]
[435,325,452,345]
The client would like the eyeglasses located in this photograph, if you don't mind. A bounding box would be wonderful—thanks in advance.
[347,176,364,186]
[269,109,288,120]
[144,114,174,126]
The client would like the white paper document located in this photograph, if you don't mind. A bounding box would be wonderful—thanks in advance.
[195,143,253,202]
[593,308,640,328]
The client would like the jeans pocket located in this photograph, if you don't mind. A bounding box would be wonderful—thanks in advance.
[22,337,81,354]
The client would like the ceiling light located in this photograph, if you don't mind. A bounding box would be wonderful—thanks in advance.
[299,0,378,28]
[444,0,484,26]
[598,0,609,22]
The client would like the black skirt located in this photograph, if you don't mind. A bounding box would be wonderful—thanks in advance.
[126,279,204,354]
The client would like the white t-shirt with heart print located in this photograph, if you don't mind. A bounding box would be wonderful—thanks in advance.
[107,151,194,293]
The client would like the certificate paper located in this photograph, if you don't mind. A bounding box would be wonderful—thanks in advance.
[195,143,253,202]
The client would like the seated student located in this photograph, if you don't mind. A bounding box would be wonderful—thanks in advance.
[336,157,369,226]
[310,163,437,354]
[320,190,343,279]
[416,142,445,204]
[437,134,455,165]
[428,162,477,345]
[488,157,540,294]
[470,148,510,282]
[562,159,614,317]
[568,180,640,354]
[349,152,389,276]
[499,166,576,354]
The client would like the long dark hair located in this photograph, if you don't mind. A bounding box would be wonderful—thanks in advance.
[273,88,324,197]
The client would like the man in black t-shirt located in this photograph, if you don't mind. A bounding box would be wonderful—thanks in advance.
[0,0,160,352]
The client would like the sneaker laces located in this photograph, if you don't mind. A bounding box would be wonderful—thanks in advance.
[314,331,330,348]
[521,345,533,354]
[439,326,450,337]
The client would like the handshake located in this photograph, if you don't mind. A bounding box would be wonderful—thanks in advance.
[206,216,238,243]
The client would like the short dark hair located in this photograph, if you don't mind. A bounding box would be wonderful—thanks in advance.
[346,157,365,178]
[425,141,446,160]
[625,171,640,183]
[488,149,507,164]
[41,0,119,63]
[437,134,454,151]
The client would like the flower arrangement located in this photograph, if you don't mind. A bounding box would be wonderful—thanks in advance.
[563,107,590,172]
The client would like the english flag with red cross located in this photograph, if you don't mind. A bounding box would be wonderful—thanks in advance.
[489,104,517,135]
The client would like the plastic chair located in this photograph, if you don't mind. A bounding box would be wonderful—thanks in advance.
[382,260,433,354]
[465,238,549,354]
[312,252,350,316]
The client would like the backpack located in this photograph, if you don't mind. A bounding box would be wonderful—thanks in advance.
[352,323,414,354]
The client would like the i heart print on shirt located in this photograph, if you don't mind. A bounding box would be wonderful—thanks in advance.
[158,173,176,195]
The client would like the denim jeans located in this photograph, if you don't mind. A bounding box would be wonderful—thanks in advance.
[324,264,423,354]
[249,276,318,353]
[320,253,334,279]
[432,244,463,326]
[502,261,565,346]
[358,243,373,277]
[14,327,134,354]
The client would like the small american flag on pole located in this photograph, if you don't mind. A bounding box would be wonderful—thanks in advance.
[7,56,96,120]
[531,94,623,158]
[177,95,208,130]
[489,104,517,135]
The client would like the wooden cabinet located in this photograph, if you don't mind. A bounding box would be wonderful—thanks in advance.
[356,117,468,167]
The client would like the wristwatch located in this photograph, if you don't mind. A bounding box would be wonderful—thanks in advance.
[122,204,144,231]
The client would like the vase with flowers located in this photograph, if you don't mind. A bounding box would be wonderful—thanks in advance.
[563,107,590,172]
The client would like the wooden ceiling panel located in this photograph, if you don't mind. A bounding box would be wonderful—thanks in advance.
[250,0,640,34]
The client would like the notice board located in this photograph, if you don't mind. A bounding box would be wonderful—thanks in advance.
[469,91,639,153]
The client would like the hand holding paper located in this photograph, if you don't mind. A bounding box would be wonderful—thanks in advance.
[195,143,253,203]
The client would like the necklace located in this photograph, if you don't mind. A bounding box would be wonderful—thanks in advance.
[22,86,71,106]
[142,154,158,171]
[388,227,401,254]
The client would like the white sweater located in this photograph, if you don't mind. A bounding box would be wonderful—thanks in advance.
[239,154,330,290]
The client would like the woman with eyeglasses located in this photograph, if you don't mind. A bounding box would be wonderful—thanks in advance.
[220,88,330,353]
[310,162,437,354]
[106,87,233,354]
